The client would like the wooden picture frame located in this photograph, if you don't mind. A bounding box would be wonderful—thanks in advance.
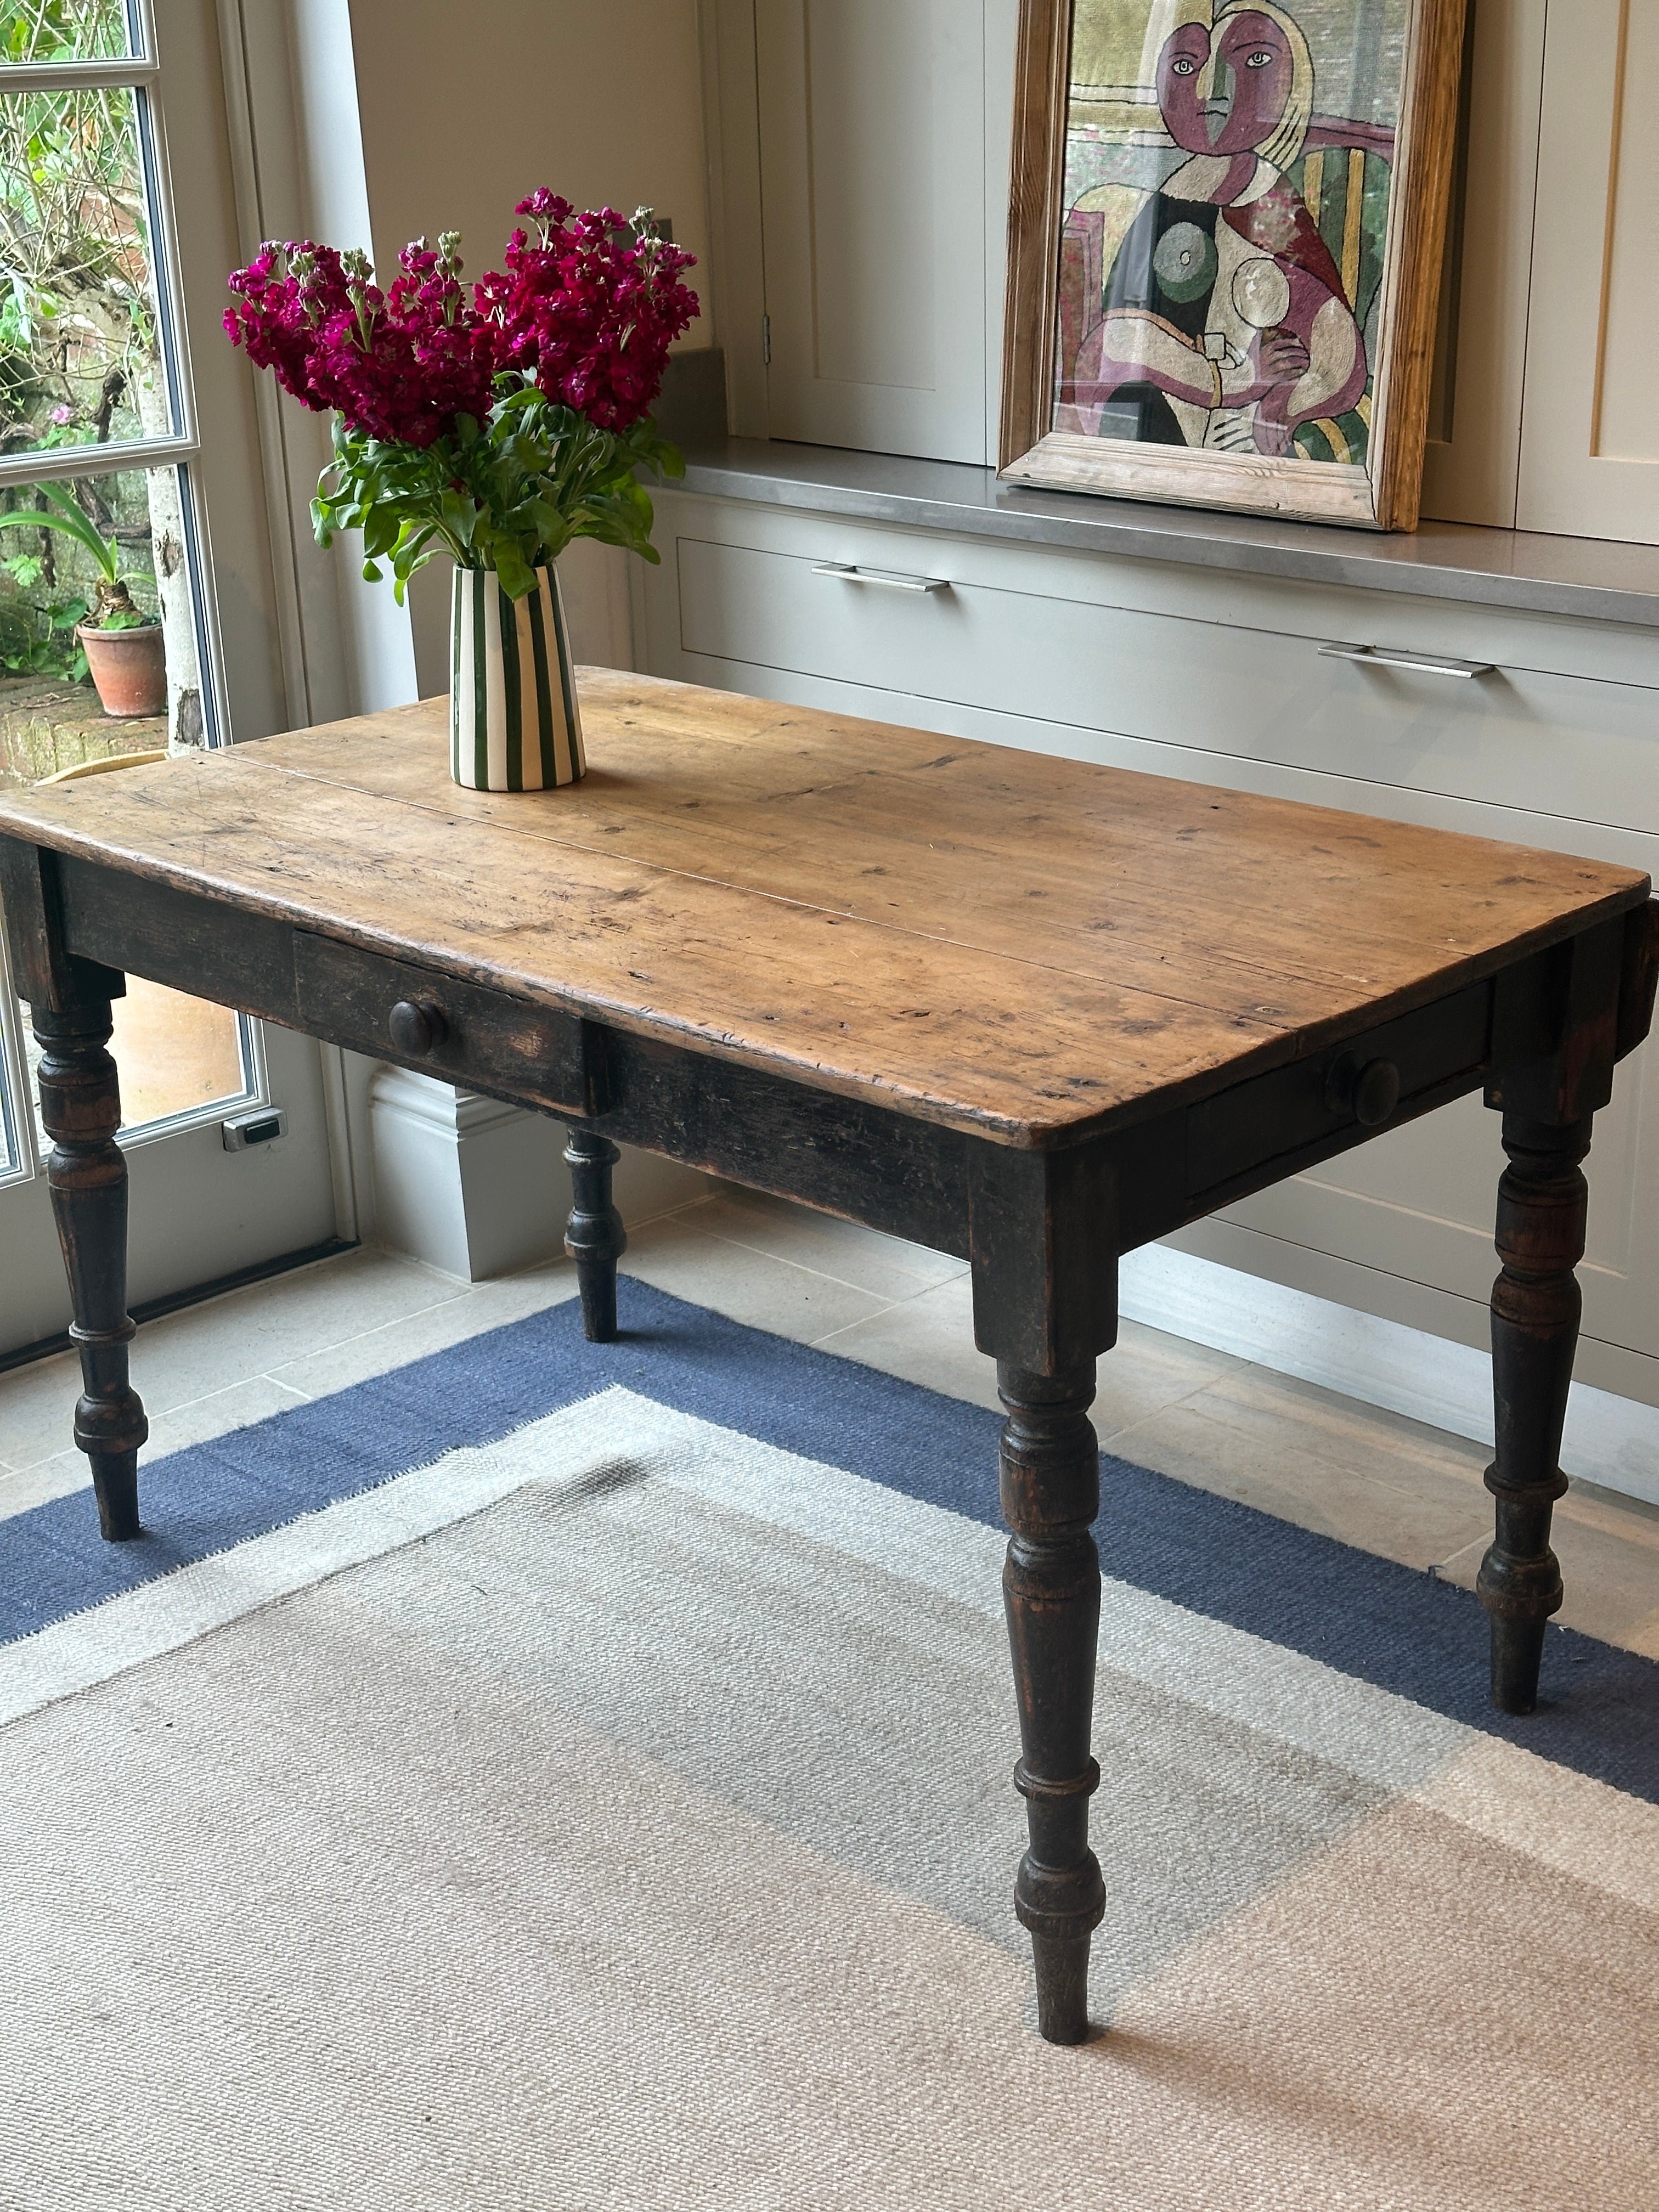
[999,0,1467,530]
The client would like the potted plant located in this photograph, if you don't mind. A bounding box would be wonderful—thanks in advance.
[0,482,165,716]
[224,194,698,792]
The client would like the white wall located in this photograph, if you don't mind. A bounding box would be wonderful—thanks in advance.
[341,0,714,691]
[345,0,712,308]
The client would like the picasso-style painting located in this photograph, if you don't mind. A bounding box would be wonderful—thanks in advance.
[1000,0,1466,529]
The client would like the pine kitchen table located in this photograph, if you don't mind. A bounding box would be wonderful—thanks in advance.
[2,669,1655,2045]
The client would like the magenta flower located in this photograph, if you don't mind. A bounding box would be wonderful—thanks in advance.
[472,195,699,433]
[224,198,698,447]
[224,196,699,600]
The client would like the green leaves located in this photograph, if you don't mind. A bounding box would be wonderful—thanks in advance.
[0,585,91,681]
[0,480,120,581]
[0,2,128,66]
[311,371,685,601]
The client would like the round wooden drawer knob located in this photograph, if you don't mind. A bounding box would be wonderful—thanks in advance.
[388,998,448,1056]
[1353,1058,1401,1126]
[1325,1053,1401,1127]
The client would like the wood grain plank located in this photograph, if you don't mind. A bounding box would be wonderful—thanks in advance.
[238,673,1647,1015]
[998,0,1073,472]
[0,673,1645,1147]
[4,748,1286,1143]
[1371,0,1471,531]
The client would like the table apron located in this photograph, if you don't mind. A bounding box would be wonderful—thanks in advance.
[45,850,1618,1274]
[292,929,600,1118]
[1111,978,1496,1250]
[57,852,304,1029]
[49,853,977,1257]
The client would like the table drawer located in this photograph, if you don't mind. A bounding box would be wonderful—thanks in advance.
[293,931,599,1115]
[1183,982,1492,1208]
[672,531,1659,835]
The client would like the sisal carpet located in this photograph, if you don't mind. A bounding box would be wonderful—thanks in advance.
[1,1282,1654,2210]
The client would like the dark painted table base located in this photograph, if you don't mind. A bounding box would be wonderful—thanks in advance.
[14,904,1655,2049]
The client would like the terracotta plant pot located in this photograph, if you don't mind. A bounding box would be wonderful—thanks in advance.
[77,619,167,719]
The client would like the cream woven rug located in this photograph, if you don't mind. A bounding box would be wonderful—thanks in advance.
[2,1310,1655,2210]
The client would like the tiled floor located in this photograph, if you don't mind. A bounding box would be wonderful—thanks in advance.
[3,1184,1656,1657]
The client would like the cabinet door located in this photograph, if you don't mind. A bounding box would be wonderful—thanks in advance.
[755,0,1014,463]
[1419,0,1546,529]
[1515,0,1659,543]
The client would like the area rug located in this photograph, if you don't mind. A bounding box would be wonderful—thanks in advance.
[1,1280,1654,2212]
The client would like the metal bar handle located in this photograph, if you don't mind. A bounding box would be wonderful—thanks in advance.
[811,561,951,595]
[1320,642,1494,680]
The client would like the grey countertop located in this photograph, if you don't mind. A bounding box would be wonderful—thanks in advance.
[670,435,1659,631]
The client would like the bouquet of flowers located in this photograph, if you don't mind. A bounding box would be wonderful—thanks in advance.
[223,190,699,602]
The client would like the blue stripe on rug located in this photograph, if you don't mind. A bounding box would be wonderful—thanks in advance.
[3,1278,1654,1800]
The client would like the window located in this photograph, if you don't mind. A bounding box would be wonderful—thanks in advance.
[0,0,253,1144]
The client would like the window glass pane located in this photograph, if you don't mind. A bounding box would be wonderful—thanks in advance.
[0,460,201,770]
[0,1030,18,1172]
[14,979,252,1138]
[2,458,250,1136]
[1,2,134,63]
[0,80,169,456]
[110,978,249,1126]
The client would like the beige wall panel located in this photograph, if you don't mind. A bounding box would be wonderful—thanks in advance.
[335,0,711,696]
[344,0,713,341]
[1516,0,1659,541]
[700,0,771,434]
[1419,0,1545,529]
[755,0,997,462]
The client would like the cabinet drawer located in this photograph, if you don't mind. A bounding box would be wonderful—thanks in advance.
[294,931,599,1115]
[674,533,1659,834]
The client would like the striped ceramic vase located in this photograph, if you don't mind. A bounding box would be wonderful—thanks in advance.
[449,563,586,792]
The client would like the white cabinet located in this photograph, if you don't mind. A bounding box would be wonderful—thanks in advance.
[1511,0,1659,543]
[636,488,1659,1409]
[714,0,1656,540]
[672,533,1659,832]
[1425,0,1659,542]
[718,0,1016,462]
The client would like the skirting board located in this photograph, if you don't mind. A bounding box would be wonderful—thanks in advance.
[368,1068,709,1283]
[1119,1242,1659,1511]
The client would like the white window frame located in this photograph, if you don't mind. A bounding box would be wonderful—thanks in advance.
[0,0,276,1160]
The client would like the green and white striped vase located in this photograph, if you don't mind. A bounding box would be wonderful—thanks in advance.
[449,563,586,792]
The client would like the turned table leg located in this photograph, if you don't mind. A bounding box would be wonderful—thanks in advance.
[1480,1112,1593,1714]
[998,1360,1107,2044]
[563,1125,627,1343]
[31,990,148,1540]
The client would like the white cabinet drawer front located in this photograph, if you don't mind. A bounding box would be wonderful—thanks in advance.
[659,490,1659,690]
[674,534,1659,836]
[1220,1055,1655,1363]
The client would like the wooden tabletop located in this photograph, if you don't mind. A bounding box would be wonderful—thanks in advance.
[0,670,1647,1146]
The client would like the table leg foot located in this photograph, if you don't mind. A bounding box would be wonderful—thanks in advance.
[999,1361,1106,2044]
[564,1126,627,1343]
[32,994,148,1542]
[1029,1933,1093,2046]
[89,1450,140,1543]
[1479,1113,1590,1716]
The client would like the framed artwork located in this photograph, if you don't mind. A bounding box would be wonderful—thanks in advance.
[1000,0,1467,528]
